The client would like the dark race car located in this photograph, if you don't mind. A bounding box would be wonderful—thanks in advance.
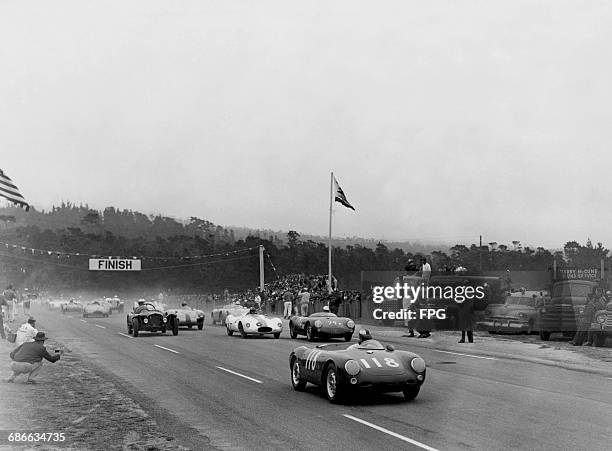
[289,312,355,342]
[289,333,426,403]
[127,302,179,337]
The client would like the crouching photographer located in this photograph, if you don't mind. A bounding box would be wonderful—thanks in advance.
[6,332,62,384]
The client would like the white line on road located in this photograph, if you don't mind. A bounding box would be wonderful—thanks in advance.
[118,332,133,339]
[343,414,439,451]
[433,350,497,360]
[79,319,87,323]
[95,324,106,329]
[154,344,180,354]
[216,366,263,384]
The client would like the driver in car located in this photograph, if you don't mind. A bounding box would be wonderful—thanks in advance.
[358,329,373,344]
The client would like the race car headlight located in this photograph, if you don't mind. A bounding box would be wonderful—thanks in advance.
[314,320,322,328]
[346,320,355,329]
[143,318,148,324]
[596,314,606,324]
[246,323,250,328]
[344,360,361,376]
[256,322,262,327]
[277,322,282,328]
[410,357,426,373]
[163,317,167,323]
[518,313,526,318]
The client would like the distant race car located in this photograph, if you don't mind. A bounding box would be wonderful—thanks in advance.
[104,296,125,313]
[166,304,205,330]
[47,299,66,310]
[211,303,250,325]
[226,308,283,338]
[83,299,112,318]
[289,312,355,342]
[289,333,427,403]
[127,302,178,337]
[61,299,84,314]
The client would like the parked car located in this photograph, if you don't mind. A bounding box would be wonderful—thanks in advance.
[588,300,612,347]
[127,302,178,337]
[166,303,205,330]
[289,312,355,342]
[211,303,250,325]
[226,308,283,338]
[83,299,112,318]
[289,332,426,403]
[478,291,546,334]
[61,299,83,314]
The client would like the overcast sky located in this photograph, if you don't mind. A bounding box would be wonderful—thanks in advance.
[2,0,611,249]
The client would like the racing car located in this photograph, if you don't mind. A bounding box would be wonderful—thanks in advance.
[83,299,112,318]
[211,302,250,325]
[289,330,427,403]
[289,311,355,342]
[104,296,125,313]
[127,302,179,337]
[226,308,283,338]
[61,299,84,314]
[166,303,205,330]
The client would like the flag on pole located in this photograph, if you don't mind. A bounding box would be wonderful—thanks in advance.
[0,168,30,211]
[333,175,355,210]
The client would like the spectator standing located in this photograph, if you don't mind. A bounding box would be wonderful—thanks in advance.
[283,290,294,319]
[457,297,474,343]
[3,285,17,322]
[299,288,310,316]
[571,292,595,346]
[420,258,431,285]
[0,294,7,339]
[15,317,38,346]
[7,332,61,384]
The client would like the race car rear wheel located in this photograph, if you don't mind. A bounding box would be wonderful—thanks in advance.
[403,385,420,401]
[289,322,298,339]
[290,357,306,391]
[324,363,343,403]
[344,333,352,342]
[239,322,248,338]
[132,319,139,337]
[226,324,234,336]
[306,323,316,342]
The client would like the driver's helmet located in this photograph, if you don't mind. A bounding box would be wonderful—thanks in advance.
[358,329,373,344]
[322,306,330,312]
[137,300,145,305]
[249,307,257,314]
[181,302,188,307]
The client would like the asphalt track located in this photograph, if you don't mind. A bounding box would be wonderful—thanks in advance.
[34,306,612,451]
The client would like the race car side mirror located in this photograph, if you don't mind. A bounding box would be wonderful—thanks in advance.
[386,344,395,352]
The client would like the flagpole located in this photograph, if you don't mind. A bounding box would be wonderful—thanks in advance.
[328,171,333,294]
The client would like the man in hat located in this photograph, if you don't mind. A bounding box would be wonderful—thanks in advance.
[7,332,61,384]
[15,317,38,346]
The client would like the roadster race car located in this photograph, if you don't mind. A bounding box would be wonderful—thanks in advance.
[61,299,84,314]
[83,299,112,318]
[104,296,125,313]
[226,308,283,338]
[127,302,179,337]
[166,304,205,330]
[289,335,427,403]
[289,312,355,342]
[211,303,250,325]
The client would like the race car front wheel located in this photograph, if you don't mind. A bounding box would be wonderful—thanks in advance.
[291,357,306,391]
[132,320,139,337]
[226,324,234,336]
[172,319,179,336]
[289,323,298,339]
[324,364,343,403]
[344,333,352,342]
[239,322,248,338]
[306,324,316,342]
[197,320,204,330]
[403,385,420,401]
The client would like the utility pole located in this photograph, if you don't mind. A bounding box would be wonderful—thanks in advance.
[479,235,483,273]
[259,245,264,291]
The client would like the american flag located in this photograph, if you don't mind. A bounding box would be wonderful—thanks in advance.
[333,175,355,211]
[0,168,30,211]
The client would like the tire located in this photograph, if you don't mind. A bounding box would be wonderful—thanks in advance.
[127,322,133,334]
[226,324,234,336]
[290,357,307,391]
[188,325,193,329]
[539,330,551,341]
[239,322,248,339]
[593,333,607,347]
[160,327,166,334]
[197,321,204,330]
[212,316,217,325]
[344,333,353,342]
[274,332,281,339]
[132,319,139,337]
[172,318,179,336]
[306,323,316,342]
[403,385,420,401]
[324,363,344,403]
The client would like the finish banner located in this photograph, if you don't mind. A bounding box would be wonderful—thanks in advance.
[89,259,141,271]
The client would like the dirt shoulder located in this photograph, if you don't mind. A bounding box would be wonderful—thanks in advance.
[0,314,198,451]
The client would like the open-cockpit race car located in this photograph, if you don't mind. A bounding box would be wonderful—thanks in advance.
[226,308,283,338]
[289,330,426,403]
[127,301,179,337]
[289,312,355,342]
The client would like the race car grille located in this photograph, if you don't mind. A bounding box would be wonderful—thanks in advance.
[258,327,272,333]
[605,316,612,327]
[148,315,163,327]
